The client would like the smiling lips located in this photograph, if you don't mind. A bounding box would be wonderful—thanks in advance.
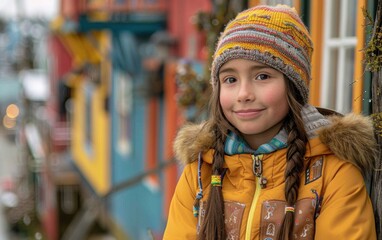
[234,109,264,118]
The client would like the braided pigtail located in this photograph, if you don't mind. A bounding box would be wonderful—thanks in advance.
[198,127,227,240]
[278,80,308,240]
[198,78,233,240]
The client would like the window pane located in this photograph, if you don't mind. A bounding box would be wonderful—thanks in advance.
[330,0,341,38]
[345,0,357,37]
[116,70,132,155]
[83,80,94,155]
[343,47,355,112]
[328,48,339,109]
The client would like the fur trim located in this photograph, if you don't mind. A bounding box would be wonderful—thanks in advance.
[173,122,215,164]
[173,112,379,177]
[317,113,378,176]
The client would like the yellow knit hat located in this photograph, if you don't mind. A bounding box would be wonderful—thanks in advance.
[211,5,313,103]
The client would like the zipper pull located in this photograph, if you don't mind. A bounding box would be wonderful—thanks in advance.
[252,154,267,188]
[252,154,263,177]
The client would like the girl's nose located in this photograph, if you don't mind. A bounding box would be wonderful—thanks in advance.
[237,81,254,102]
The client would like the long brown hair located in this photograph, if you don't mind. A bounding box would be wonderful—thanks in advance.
[279,79,308,239]
[198,78,308,240]
[198,81,232,240]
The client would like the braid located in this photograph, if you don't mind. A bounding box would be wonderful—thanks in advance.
[198,127,227,240]
[197,69,235,240]
[279,80,308,240]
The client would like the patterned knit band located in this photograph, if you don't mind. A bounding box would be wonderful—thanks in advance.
[211,5,313,103]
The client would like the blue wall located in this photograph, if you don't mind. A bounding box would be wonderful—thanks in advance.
[109,32,165,239]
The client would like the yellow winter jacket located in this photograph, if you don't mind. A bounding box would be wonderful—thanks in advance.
[164,111,377,240]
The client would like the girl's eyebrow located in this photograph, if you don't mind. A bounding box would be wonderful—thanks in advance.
[218,67,236,76]
[249,65,273,71]
[219,64,273,76]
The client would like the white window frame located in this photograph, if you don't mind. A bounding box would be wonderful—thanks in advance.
[320,0,357,113]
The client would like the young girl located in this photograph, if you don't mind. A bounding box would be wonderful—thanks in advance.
[164,5,377,240]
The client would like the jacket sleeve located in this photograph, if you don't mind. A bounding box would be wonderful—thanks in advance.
[315,158,376,240]
[163,163,199,239]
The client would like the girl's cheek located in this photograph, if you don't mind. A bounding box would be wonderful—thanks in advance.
[261,86,286,104]
[219,90,232,108]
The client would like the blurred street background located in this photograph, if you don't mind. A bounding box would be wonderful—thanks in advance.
[0,2,58,239]
[0,0,380,239]
[0,131,21,240]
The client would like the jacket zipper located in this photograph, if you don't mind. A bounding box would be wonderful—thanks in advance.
[245,154,264,240]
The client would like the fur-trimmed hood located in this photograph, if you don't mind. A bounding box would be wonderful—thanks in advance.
[173,110,378,176]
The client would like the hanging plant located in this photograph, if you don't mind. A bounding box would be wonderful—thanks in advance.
[363,7,382,72]
[176,60,208,108]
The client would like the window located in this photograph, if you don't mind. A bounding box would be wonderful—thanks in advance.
[83,80,95,155]
[115,70,132,155]
[320,0,358,113]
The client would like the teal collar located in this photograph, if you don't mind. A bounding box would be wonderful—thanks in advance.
[224,129,288,155]
[224,104,330,155]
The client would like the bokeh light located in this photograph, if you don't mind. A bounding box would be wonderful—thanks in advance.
[6,104,19,119]
[3,115,16,129]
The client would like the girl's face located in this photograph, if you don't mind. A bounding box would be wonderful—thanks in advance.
[219,59,289,149]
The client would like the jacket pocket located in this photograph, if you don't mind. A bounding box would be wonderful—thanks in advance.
[260,198,316,240]
[198,201,245,240]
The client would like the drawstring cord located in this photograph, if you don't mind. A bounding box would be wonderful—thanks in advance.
[192,152,227,217]
[193,152,204,217]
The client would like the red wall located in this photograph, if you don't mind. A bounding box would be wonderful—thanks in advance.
[167,0,212,60]
[47,35,73,122]
[48,35,73,81]
[162,0,212,219]
[47,35,73,150]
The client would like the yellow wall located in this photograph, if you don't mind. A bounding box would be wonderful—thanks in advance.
[309,0,324,106]
[71,75,110,195]
[352,0,367,113]
[66,33,111,195]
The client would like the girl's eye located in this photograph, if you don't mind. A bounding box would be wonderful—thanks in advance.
[255,74,270,80]
[224,77,237,84]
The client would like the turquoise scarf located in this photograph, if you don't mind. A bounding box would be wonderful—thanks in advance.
[224,104,330,155]
[224,129,288,155]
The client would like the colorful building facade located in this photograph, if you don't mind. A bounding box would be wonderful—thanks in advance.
[39,0,379,239]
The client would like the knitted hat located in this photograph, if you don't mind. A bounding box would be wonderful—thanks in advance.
[211,5,313,103]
